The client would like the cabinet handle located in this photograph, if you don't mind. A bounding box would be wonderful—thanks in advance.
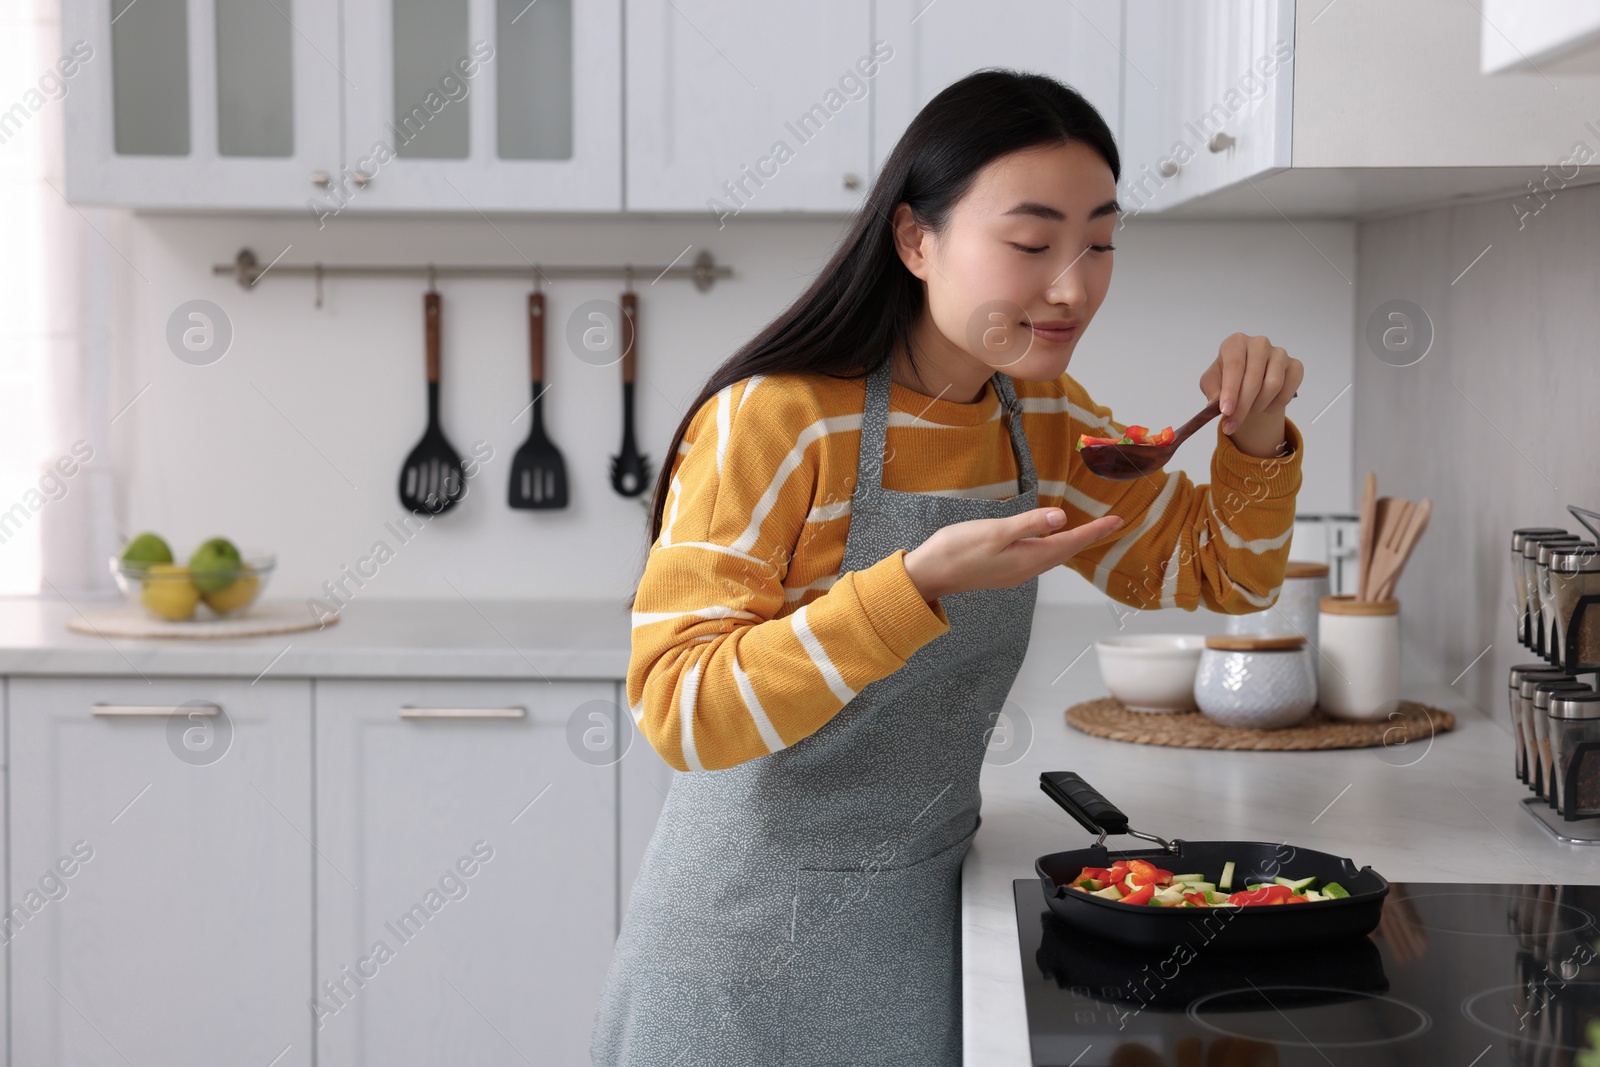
[311,170,332,187]
[842,173,861,190]
[1208,132,1236,153]
[93,703,220,717]
[399,706,526,720]
[352,170,373,188]
[1158,159,1182,178]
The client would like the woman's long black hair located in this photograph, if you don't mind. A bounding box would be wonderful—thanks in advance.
[643,68,1120,548]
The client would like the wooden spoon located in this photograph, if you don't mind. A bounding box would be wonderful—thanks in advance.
[1357,472,1377,599]
[1373,498,1431,601]
[1366,497,1410,602]
[1077,399,1222,480]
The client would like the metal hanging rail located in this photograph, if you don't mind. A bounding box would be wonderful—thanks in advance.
[212,247,732,305]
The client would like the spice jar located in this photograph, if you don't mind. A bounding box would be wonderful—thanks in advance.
[1193,634,1317,730]
[1225,561,1330,661]
[1549,544,1600,669]
[1520,675,1588,795]
[1510,664,1569,782]
[1316,595,1399,721]
[1538,540,1595,664]
[1533,681,1592,801]
[1550,691,1600,819]
[1513,528,1570,647]
[1523,534,1583,656]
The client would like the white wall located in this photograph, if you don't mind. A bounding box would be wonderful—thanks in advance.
[104,211,1353,609]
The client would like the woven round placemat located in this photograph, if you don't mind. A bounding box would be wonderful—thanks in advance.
[65,600,338,639]
[1064,696,1455,750]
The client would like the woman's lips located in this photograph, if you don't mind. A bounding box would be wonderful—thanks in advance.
[1026,323,1078,344]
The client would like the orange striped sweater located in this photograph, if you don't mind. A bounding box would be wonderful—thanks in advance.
[630,369,1303,771]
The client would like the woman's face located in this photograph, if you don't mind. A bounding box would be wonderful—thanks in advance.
[897,140,1118,381]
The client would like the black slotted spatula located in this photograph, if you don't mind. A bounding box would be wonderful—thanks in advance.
[508,290,568,509]
[398,291,465,515]
[610,290,652,497]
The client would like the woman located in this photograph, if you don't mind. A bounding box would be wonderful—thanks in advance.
[592,69,1304,1066]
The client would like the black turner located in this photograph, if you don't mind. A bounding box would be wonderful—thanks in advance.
[398,291,465,515]
[610,290,652,497]
[508,290,569,509]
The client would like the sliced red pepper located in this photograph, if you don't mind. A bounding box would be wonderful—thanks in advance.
[1182,892,1210,907]
[1127,860,1174,887]
[1147,426,1175,446]
[1124,425,1148,441]
[1076,434,1124,451]
[1228,885,1293,907]
[1120,883,1156,906]
[1081,867,1113,883]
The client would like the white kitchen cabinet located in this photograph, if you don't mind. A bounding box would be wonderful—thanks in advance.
[1119,0,1294,216]
[872,0,1124,179]
[625,0,873,214]
[1123,0,1600,217]
[9,675,314,1067]
[1481,0,1600,75]
[313,678,616,1067]
[338,0,622,211]
[62,0,343,208]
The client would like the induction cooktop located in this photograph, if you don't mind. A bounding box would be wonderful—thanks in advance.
[1013,877,1600,1067]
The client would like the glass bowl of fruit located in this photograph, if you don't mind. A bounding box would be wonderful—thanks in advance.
[111,532,275,621]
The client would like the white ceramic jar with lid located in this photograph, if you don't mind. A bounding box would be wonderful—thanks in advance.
[1192,634,1318,730]
[1225,560,1330,673]
[1317,595,1400,721]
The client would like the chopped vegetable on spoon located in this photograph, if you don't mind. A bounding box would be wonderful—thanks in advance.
[1076,424,1176,451]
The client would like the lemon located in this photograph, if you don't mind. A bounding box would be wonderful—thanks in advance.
[201,564,259,615]
[141,564,200,621]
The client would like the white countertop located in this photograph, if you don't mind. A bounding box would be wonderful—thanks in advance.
[964,604,1599,1067]
[0,596,632,679]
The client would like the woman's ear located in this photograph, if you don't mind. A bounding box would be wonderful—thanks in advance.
[891,203,933,281]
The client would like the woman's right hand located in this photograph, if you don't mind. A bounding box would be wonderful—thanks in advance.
[902,509,1125,602]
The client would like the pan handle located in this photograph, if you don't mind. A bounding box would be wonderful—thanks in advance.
[1040,771,1130,838]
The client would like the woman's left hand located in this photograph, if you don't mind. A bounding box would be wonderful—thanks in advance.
[1198,333,1304,459]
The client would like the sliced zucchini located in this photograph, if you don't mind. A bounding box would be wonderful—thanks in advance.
[1274,875,1319,892]
[1218,860,1236,891]
[1170,873,1208,884]
[1092,885,1124,901]
[1322,882,1351,899]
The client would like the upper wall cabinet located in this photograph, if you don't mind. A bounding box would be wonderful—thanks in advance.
[63,0,343,208]
[339,0,621,211]
[1119,0,1292,216]
[624,0,873,214]
[1122,0,1600,217]
[872,0,1124,179]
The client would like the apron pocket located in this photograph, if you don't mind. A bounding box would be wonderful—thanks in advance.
[780,829,976,1067]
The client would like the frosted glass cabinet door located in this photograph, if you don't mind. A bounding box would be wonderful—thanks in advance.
[871,0,1124,181]
[9,676,314,1067]
[625,0,873,213]
[313,679,618,1067]
[62,0,342,208]
[339,0,621,210]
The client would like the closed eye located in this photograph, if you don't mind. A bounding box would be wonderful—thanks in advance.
[1090,244,1116,253]
[1011,242,1048,254]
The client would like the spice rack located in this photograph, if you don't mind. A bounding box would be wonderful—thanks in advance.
[1514,504,1600,845]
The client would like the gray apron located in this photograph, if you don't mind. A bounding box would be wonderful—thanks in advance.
[592,358,1040,1066]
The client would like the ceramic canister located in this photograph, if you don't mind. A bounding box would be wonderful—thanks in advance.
[1317,594,1400,721]
[1193,634,1318,730]
[1225,561,1330,669]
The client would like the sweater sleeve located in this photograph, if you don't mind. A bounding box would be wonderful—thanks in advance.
[627,377,952,772]
[1049,375,1304,614]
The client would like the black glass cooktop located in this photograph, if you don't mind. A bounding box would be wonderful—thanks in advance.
[1013,878,1600,1067]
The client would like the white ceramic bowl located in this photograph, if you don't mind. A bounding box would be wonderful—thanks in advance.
[1094,634,1207,712]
